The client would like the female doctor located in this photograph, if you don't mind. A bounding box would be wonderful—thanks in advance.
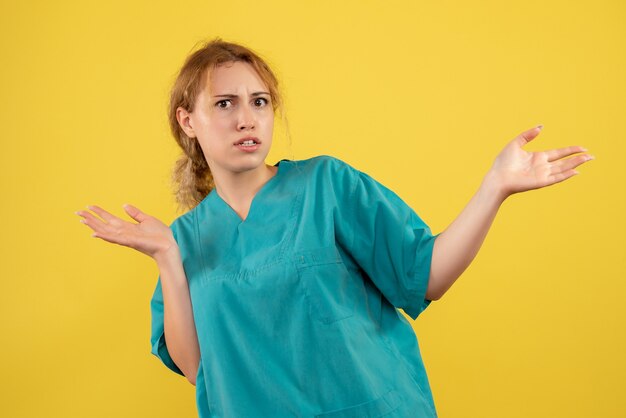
[75,38,594,417]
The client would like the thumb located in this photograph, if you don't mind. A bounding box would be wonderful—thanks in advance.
[123,203,149,223]
[514,124,543,147]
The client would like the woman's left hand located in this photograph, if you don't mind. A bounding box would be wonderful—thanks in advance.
[486,125,594,200]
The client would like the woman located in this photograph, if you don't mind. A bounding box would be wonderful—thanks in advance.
[75,38,593,417]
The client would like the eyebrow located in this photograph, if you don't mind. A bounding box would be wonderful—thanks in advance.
[212,92,270,98]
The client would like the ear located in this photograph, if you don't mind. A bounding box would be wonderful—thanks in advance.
[176,106,196,138]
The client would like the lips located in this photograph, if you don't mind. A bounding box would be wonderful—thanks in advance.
[234,136,261,145]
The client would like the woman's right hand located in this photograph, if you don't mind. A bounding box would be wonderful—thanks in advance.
[76,203,177,260]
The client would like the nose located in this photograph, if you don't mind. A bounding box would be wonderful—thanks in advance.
[236,101,256,131]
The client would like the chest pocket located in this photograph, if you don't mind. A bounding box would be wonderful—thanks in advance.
[294,246,356,324]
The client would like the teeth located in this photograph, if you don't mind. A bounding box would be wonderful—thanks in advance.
[240,140,256,146]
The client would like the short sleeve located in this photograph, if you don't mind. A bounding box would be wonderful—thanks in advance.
[333,161,441,320]
[149,222,184,376]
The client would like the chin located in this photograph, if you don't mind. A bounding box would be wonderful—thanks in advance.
[232,159,267,173]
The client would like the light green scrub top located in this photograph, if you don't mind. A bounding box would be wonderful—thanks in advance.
[150,155,440,417]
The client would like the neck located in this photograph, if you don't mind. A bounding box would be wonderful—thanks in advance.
[212,163,278,207]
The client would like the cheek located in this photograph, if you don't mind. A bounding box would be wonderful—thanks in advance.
[197,122,233,150]
[262,114,275,130]
[201,119,232,142]
[210,115,232,130]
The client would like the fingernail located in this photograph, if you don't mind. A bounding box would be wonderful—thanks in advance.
[536,124,544,130]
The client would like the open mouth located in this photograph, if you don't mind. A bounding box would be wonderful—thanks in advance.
[234,137,261,152]
[234,135,261,146]
[235,139,259,147]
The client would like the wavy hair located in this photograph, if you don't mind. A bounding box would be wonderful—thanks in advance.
[167,37,289,213]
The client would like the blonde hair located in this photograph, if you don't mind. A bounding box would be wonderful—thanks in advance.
[167,37,290,213]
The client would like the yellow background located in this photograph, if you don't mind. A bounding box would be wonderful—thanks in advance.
[1,0,623,417]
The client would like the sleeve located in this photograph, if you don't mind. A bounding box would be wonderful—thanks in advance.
[149,221,185,376]
[334,161,441,320]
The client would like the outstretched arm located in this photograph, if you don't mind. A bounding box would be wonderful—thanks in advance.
[76,204,200,384]
[425,125,594,301]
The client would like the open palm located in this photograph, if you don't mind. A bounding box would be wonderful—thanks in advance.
[489,126,594,197]
[76,204,175,259]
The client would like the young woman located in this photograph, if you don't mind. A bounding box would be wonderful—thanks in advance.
[75,38,593,417]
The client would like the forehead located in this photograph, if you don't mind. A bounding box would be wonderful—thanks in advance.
[205,61,267,94]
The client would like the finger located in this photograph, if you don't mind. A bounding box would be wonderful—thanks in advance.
[87,204,118,223]
[76,209,110,234]
[513,125,543,148]
[549,154,593,175]
[545,146,589,162]
[91,230,132,247]
[123,204,150,223]
[546,168,579,187]
[79,215,133,246]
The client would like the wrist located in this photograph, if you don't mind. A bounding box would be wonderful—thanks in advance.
[153,244,181,267]
[481,170,509,205]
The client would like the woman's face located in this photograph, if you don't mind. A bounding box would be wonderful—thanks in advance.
[178,61,274,177]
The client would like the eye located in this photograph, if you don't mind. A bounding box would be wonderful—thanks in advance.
[215,99,232,109]
[254,97,269,107]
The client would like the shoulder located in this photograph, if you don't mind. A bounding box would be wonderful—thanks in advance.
[285,155,367,206]
[307,154,357,171]
[302,156,408,205]
[290,154,361,183]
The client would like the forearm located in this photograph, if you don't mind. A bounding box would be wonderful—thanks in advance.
[155,248,201,385]
[426,171,507,300]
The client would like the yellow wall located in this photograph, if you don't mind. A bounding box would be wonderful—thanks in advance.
[1,1,623,417]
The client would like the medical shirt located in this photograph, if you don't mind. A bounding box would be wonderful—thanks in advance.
[150,155,440,417]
